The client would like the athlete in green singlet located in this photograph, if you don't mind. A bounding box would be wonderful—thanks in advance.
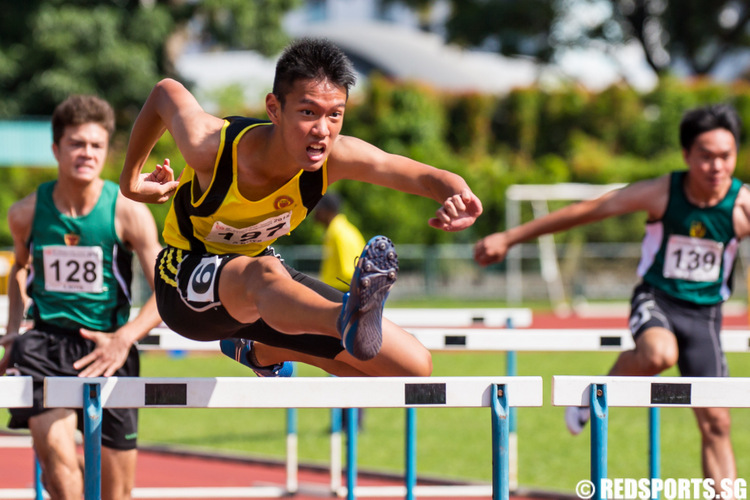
[474,104,750,496]
[0,95,163,500]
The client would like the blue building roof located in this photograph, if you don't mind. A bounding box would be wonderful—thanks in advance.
[0,120,56,167]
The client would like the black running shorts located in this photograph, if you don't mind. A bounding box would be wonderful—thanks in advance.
[628,282,727,377]
[154,246,346,359]
[7,326,140,450]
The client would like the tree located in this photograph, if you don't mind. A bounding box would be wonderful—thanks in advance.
[0,0,298,122]
[384,0,750,78]
[613,0,750,76]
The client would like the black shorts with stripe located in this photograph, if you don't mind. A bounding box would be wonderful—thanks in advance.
[628,282,727,377]
[155,246,346,359]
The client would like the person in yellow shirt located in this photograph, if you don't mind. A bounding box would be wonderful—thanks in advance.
[314,192,366,292]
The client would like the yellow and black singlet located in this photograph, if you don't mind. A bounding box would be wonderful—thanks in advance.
[162,117,327,256]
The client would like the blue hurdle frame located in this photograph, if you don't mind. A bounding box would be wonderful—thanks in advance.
[78,382,513,500]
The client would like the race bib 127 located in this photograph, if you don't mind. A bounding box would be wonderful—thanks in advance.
[204,212,292,246]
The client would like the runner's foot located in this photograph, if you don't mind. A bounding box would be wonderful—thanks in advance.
[338,235,399,361]
[220,338,293,377]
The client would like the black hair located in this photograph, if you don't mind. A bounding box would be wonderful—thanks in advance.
[272,38,356,106]
[679,104,742,151]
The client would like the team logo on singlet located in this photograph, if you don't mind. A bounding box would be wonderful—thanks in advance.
[64,233,80,246]
[689,221,707,238]
[274,195,294,210]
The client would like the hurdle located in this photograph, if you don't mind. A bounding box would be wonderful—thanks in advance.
[552,376,750,500]
[403,326,750,499]
[44,376,543,500]
[137,308,535,496]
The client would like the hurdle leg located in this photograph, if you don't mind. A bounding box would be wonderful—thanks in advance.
[405,407,417,500]
[491,383,509,500]
[649,407,661,500]
[590,384,607,500]
[83,383,102,500]
[34,455,44,500]
[346,408,358,500]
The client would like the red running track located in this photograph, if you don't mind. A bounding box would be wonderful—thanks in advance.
[0,437,560,500]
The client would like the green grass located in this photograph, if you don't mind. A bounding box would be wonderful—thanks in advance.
[4,349,748,494]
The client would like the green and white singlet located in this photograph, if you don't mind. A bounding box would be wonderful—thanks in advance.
[28,180,133,332]
[637,171,741,305]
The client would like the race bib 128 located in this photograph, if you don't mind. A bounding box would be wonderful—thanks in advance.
[43,246,104,293]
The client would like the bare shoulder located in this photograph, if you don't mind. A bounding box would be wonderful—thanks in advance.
[8,192,36,234]
[329,134,379,162]
[603,174,669,219]
[733,184,750,239]
[327,134,384,182]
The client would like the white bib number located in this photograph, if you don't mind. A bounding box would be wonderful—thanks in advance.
[205,212,292,246]
[43,246,104,293]
[663,234,723,282]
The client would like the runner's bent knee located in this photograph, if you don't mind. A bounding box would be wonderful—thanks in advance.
[635,328,679,372]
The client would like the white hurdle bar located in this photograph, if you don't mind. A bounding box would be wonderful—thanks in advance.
[552,375,750,408]
[45,376,543,500]
[136,308,535,352]
[552,376,750,500]
[137,327,750,353]
[408,328,750,352]
[0,377,33,408]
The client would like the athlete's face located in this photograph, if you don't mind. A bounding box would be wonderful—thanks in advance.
[683,128,737,195]
[53,123,109,184]
[267,77,347,171]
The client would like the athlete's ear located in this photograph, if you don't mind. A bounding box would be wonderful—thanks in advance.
[266,93,281,125]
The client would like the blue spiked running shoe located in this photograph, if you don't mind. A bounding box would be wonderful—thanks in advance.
[338,235,399,361]
[220,338,293,377]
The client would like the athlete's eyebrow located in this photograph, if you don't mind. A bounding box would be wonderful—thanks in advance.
[298,97,346,109]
